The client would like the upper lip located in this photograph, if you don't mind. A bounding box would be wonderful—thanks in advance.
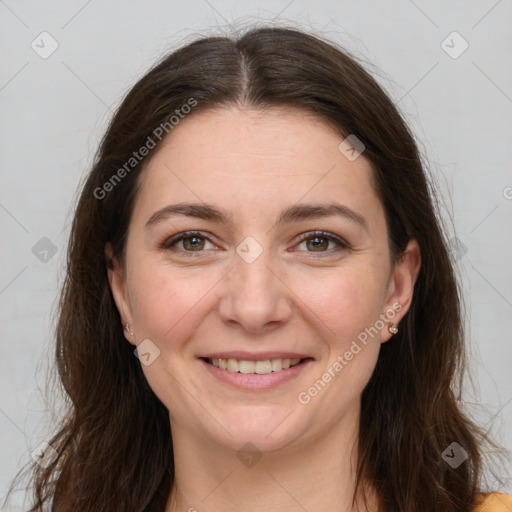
[198,351,313,361]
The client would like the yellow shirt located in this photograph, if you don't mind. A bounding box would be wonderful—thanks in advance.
[473,492,512,511]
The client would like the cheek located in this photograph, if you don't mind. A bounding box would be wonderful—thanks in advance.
[291,262,386,342]
[130,273,177,338]
[128,262,217,344]
[292,268,384,426]
[126,265,213,408]
[129,257,387,349]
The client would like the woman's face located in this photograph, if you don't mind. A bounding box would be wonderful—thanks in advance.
[108,106,420,453]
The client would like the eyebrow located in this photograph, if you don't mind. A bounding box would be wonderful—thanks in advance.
[145,201,368,231]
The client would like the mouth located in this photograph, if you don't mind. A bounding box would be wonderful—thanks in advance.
[200,356,312,374]
[199,355,314,390]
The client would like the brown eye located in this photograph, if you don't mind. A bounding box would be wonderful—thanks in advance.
[305,236,330,252]
[295,231,349,255]
[181,235,206,251]
[161,231,214,255]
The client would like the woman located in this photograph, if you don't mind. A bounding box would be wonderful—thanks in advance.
[7,26,511,512]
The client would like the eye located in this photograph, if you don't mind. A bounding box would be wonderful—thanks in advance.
[160,230,349,257]
[161,231,215,256]
[294,231,349,255]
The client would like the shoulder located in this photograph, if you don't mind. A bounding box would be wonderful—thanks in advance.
[473,492,512,512]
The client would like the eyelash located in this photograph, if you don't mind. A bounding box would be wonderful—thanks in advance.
[160,230,349,257]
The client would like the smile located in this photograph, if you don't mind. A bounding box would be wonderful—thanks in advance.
[206,357,303,374]
[199,356,314,390]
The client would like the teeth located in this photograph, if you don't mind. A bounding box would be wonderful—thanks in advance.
[209,357,302,374]
[255,360,272,374]
[271,358,283,371]
[239,360,254,374]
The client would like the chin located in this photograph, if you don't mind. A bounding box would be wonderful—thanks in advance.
[202,405,307,454]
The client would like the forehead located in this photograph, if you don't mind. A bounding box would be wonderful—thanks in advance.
[132,106,384,231]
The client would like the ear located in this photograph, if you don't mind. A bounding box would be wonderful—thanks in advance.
[105,242,136,346]
[380,238,421,343]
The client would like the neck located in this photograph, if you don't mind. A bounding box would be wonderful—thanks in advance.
[165,402,379,512]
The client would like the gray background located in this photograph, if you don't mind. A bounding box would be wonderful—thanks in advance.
[1,0,511,509]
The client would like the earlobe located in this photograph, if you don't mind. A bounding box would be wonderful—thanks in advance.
[381,239,421,342]
[105,243,135,345]
[395,238,421,312]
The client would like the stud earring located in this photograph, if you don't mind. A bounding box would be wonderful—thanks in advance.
[388,323,399,335]
[124,323,133,335]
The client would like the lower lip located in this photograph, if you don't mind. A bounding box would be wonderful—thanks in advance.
[199,358,314,390]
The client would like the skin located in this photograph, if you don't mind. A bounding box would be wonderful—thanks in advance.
[107,106,421,512]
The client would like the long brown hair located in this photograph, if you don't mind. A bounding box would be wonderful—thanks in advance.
[6,25,505,512]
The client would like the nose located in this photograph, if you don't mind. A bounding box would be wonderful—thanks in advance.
[217,244,293,334]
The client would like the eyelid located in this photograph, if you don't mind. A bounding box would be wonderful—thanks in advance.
[160,230,216,254]
[160,230,350,256]
[295,231,349,249]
